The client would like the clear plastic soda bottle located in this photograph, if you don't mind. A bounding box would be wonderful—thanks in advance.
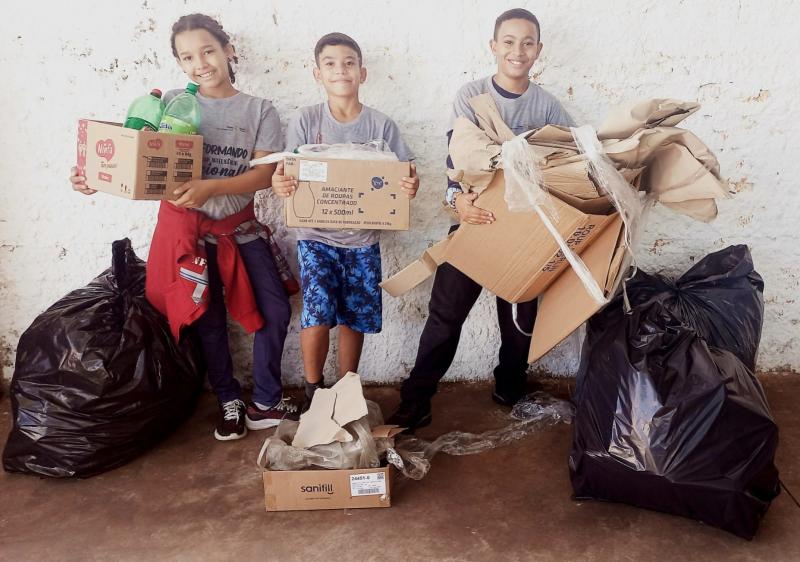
[159,83,201,135]
[123,89,165,131]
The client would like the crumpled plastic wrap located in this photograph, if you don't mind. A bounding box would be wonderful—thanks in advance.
[510,391,576,422]
[258,400,393,471]
[258,392,574,480]
[296,140,398,161]
[500,124,647,306]
[387,392,574,480]
[249,140,398,167]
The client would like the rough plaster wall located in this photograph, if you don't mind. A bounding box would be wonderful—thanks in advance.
[1,1,798,387]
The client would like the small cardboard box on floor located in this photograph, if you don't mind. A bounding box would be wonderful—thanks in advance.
[283,155,410,230]
[261,373,402,512]
[264,466,392,511]
[381,170,629,363]
[76,119,203,200]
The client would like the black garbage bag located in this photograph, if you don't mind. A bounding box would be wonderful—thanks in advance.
[623,244,763,370]
[570,248,779,539]
[3,239,204,478]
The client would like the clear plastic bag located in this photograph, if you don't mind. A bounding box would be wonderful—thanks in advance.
[387,392,574,480]
[500,131,553,215]
[571,125,647,267]
[498,125,647,306]
[296,140,398,161]
[249,140,399,168]
[510,391,576,421]
[257,400,389,471]
[500,133,599,307]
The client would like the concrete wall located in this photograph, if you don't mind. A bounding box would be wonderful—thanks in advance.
[1,0,797,386]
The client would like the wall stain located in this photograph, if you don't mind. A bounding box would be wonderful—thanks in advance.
[649,238,668,255]
[0,336,14,370]
[134,17,156,37]
[697,82,721,101]
[713,128,729,140]
[93,59,119,75]
[728,176,753,192]
[744,89,770,102]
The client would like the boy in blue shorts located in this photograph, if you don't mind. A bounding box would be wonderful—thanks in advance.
[272,33,419,408]
[389,9,575,430]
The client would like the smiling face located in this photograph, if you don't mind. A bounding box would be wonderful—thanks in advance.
[313,44,366,99]
[490,18,542,82]
[174,28,235,92]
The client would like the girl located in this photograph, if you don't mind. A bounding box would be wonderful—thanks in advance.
[70,13,298,441]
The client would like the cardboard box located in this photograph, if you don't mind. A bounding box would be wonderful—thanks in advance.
[77,119,203,200]
[381,170,629,363]
[283,156,410,230]
[263,466,392,512]
[443,174,618,303]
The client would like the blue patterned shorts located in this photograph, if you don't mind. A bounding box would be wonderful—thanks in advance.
[297,240,382,333]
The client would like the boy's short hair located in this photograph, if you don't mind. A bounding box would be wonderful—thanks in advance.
[493,8,541,42]
[314,32,363,66]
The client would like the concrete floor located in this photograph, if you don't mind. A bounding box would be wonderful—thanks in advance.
[1,374,799,562]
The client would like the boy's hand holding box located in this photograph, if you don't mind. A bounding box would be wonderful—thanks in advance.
[283,155,411,230]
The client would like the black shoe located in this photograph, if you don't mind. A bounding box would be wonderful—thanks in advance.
[492,386,525,408]
[301,380,326,413]
[214,399,247,441]
[387,401,432,432]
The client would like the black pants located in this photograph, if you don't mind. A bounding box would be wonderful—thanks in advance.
[400,239,538,404]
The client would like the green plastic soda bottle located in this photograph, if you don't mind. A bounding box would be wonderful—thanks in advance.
[123,89,165,131]
[159,83,201,135]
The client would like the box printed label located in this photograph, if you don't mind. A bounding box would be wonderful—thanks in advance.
[299,160,328,182]
[76,119,88,172]
[349,472,386,497]
[541,224,597,272]
[96,139,115,161]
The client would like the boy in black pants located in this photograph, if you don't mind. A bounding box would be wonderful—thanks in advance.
[389,8,575,430]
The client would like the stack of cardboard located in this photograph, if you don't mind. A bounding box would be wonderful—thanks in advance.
[447,96,728,220]
[381,97,730,363]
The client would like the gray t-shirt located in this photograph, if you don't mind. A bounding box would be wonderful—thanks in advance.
[163,89,283,243]
[452,76,575,132]
[284,103,414,248]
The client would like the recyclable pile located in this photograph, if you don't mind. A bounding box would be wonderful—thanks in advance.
[570,245,780,539]
[448,97,728,222]
[3,239,204,478]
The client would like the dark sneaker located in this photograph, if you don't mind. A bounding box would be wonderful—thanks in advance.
[245,397,300,430]
[386,401,432,433]
[491,386,526,407]
[301,380,326,413]
[492,378,544,407]
[214,399,247,441]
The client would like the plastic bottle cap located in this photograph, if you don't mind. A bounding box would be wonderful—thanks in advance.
[150,89,163,98]
[186,83,199,95]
